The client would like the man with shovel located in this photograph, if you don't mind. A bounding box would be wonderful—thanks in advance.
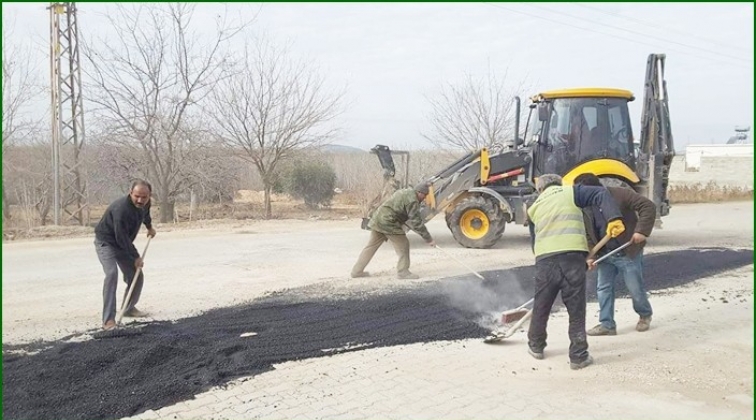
[526,174,624,370]
[94,179,156,331]
[351,182,435,279]
[574,173,656,335]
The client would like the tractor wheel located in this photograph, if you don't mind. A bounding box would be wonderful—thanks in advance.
[447,195,505,249]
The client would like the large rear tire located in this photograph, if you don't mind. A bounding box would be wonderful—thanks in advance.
[447,195,505,249]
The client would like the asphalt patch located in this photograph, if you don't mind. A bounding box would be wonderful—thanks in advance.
[3,247,751,420]
[450,247,754,300]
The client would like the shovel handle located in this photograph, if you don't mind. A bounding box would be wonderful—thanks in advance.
[434,244,486,280]
[588,233,612,260]
[116,237,152,324]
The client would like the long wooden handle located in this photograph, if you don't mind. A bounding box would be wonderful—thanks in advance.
[588,233,612,260]
[434,244,486,280]
[116,237,152,324]
[502,309,533,338]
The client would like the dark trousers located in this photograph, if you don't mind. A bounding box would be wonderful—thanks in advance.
[95,239,143,324]
[527,252,589,363]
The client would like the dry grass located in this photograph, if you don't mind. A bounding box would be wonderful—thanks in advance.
[668,181,753,204]
[2,193,363,241]
[5,182,752,241]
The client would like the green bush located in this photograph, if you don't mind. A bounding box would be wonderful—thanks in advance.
[270,172,286,194]
[283,160,337,209]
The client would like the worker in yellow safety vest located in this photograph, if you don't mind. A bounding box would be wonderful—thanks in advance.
[526,173,625,370]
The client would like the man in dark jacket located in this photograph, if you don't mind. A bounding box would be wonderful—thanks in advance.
[351,182,435,279]
[527,174,624,370]
[574,173,656,335]
[94,179,156,330]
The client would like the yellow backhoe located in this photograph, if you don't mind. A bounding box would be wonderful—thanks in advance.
[365,53,675,248]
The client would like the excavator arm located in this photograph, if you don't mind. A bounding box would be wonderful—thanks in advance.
[361,145,410,228]
[637,53,675,220]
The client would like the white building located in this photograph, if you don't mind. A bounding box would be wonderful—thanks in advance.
[684,143,754,171]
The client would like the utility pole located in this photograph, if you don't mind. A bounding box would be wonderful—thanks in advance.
[49,2,87,225]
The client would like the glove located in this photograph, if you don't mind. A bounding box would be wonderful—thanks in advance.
[606,220,625,238]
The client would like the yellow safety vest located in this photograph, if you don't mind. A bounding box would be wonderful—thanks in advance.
[527,186,588,257]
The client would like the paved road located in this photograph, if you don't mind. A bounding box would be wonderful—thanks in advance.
[2,202,753,419]
[3,248,753,419]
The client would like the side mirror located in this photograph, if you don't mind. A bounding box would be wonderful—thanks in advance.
[538,103,550,122]
[517,137,524,146]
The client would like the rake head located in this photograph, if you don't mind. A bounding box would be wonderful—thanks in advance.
[483,307,533,344]
[502,308,530,324]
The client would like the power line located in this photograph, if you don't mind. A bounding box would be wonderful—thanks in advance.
[482,3,752,70]
[572,2,752,54]
[528,3,751,64]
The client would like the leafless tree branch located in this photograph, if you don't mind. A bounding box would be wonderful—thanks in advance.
[422,67,530,153]
[81,3,248,222]
[206,37,343,218]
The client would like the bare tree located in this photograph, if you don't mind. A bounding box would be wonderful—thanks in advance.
[84,133,143,204]
[5,140,53,227]
[423,68,529,152]
[207,38,343,218]
[82,3,247,222]
[2,18,43,223]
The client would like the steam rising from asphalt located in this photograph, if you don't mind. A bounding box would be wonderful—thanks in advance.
[438,272,532,331]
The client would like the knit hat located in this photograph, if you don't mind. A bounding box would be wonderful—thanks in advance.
[535,174,562,192]
[414,182,430,195]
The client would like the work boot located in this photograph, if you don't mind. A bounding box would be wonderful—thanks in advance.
[123,307,148,318]
[397,271,419,280]
[350,271,370,278]
[102,320,116,331]
[587,324,617,336]
[570,355,594,370]
[528,347,544,360]
[636,316,652,332]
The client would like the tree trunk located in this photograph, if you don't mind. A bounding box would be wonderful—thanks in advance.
[38,205,49,226]
[2,181,11,223]
[189,189,198,221]
[263,184,272,219]
[159,199,175,223]
[156,182,175,223]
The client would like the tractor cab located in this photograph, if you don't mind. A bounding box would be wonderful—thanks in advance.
[525,88,638,181]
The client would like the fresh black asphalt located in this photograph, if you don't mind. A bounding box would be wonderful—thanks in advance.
[2,247,752,420]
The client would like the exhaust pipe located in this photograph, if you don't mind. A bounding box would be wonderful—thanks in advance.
[511,96,521,149]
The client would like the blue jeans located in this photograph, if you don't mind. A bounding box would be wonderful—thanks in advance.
[596,250,652,329]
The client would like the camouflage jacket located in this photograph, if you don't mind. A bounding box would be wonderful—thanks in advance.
[368,188,432,241]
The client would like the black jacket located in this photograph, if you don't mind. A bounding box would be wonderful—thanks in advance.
[95,195,152,260]
[583,186,656,258]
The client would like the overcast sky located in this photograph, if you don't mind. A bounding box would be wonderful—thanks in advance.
[3,2,753,151]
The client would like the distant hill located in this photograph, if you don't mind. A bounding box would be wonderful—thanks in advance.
[321,144,366,154]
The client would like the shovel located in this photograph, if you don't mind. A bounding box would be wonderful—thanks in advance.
[116,237,152,325]
[482,236,627,344]
[93,238,153,340]
[588,232,612,260]
[483,297,534,343]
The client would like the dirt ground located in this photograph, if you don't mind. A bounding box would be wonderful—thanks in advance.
[2,201,754,419]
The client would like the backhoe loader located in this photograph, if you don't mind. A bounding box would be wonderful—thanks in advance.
[363,53,675,248]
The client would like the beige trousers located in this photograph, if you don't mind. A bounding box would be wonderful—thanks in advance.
[352,230,411,275]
